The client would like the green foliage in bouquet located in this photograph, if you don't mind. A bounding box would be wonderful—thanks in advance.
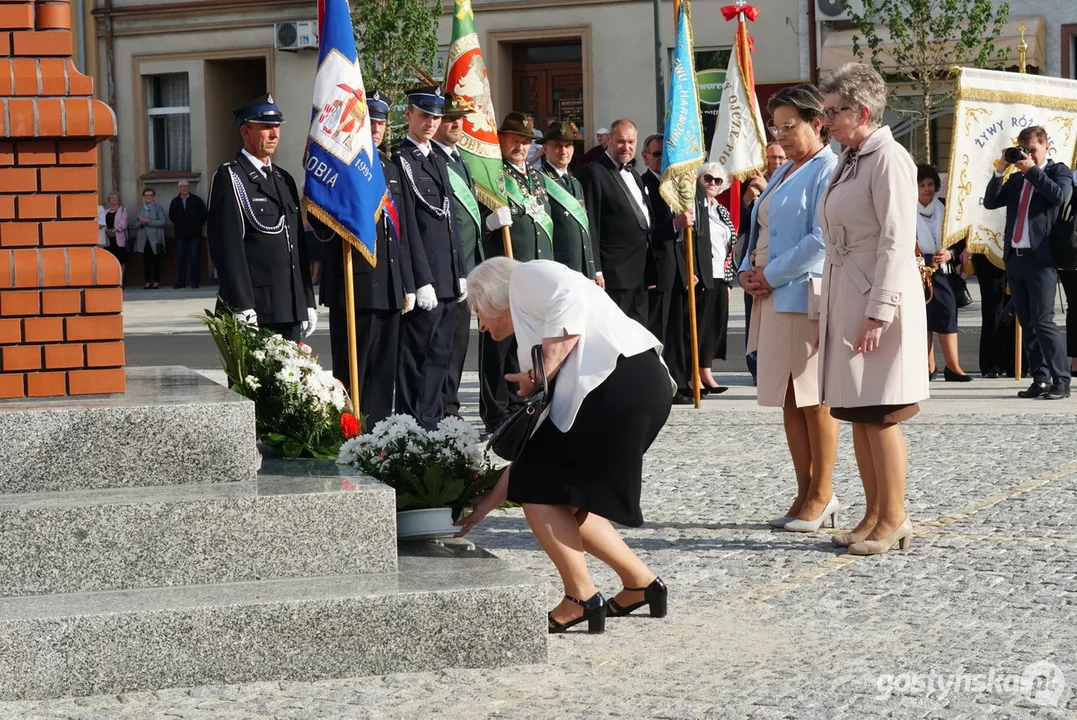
[338,414,504,513]
[201,310,360,459]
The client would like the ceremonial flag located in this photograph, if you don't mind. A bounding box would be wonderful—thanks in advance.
[708,3,767,230]
[302,0,389,266]
[659,0,706,214]
[943,67,1077,268]
[444,0,507,210]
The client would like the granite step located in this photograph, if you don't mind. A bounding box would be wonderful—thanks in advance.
[0,470,397,597]
[0,367,257,494]
[0,549,547,700]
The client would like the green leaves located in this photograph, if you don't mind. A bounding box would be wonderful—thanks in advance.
[352,0,440,115]
[841,0,1010,163]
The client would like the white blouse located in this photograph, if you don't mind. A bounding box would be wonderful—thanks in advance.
[707,202,732,278]
[509,260,674,432]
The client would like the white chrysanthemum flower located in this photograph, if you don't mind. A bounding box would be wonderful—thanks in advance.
[251,350,266,362]
[244,375,261,391]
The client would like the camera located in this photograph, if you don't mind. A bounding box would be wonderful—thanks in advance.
[1003,146,1029,164]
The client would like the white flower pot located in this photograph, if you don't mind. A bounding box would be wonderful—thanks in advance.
[396,508,457,540]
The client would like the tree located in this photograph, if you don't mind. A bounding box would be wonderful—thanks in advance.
[843,0,1009,164]
[352,0,441,121]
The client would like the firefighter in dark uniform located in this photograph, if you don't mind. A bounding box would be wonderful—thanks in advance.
[312,90,416,427]
[208,93,316,342]
[432,92,484,418]
[392,85,467,431]
[538,120,599,281]
[477,112,555,433]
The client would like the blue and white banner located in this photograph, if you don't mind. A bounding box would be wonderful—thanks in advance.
[659,0,706,214]
[303,0,389,266]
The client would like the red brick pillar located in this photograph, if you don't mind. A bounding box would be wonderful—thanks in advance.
[0,0,123,399]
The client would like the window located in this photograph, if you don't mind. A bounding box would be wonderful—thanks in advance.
[147,73,191,171]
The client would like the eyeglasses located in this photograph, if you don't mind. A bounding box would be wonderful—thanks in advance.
[767,120,802,138]
[702,175,722,185]
[823,106,854,121]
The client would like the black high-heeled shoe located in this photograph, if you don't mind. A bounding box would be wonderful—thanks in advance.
[548,592,606,634]
[606,577,667,618]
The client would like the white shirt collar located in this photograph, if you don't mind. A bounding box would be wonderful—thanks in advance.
[545,161,568,178]
[431,139,456,159]
[508,161,528,174]
[606,151,629,171]
[241,148,272,175]
[406,136,432,157]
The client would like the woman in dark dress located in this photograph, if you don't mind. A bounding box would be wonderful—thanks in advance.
[915,164,971,382]
[455,257,674,635]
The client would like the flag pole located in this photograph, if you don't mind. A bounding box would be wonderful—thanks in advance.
[1013,23,1030,382]
[501,226,513,258]
[342,244,361,414]
[672,0,702,409]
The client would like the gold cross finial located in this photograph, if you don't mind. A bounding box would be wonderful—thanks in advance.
[1017,22,1029,73]
[455,0,473,21]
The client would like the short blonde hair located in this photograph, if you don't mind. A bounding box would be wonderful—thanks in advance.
[467,256,520,316]
[818,62,888,127]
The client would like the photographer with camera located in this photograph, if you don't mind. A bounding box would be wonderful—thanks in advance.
[983,125,1073,400]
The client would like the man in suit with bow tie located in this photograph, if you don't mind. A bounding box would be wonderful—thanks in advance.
[578,118,653,326]
[984,125,1073,401]
[539,121,599,281]
[208,93,316,342]
[392,85,468,429]
[432,92,484,419]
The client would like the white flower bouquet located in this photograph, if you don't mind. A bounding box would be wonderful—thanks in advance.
[202,309,360,458]
[338,414,503,512]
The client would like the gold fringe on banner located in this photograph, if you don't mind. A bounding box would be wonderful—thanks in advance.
[302,197,379,268]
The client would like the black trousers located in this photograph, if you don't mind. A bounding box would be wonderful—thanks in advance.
[478,331,523,432]
[973,254,1022,376]
[1060,269,1077,359]
[607,284,648,328]
[261,322,301,343]
[698,281,730,366]
[329,306,399,429]
[142,245,163,285]
[663,283,692,390]
[1007,254,1070,387]
[175,237,201,287]
[648,288,671,344]
[442,300,472,417]
[396,302,456,430]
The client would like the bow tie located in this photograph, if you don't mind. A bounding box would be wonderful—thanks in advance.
[615,162,629,172]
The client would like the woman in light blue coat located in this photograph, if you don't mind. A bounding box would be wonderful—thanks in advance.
[738,84,841,533]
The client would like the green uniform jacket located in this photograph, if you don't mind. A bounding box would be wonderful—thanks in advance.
[541,159,597,279]
[435,142,484,273]
[481,160,555,261]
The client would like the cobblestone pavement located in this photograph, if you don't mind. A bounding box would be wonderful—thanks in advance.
[3,376,1076,719]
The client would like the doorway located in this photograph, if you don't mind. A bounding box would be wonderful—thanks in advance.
[511,42,585,140]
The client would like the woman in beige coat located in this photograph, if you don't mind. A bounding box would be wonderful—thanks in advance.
[817,63,928,556]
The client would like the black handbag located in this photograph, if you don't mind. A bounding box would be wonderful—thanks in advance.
[951,273,973,309]
[488,344,553,462]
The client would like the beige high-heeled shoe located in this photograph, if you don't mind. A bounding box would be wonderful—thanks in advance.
[847,517,913,556]
[831,527,872,547]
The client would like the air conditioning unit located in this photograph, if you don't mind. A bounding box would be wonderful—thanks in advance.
[816,0,864,22]
[275,21,319,52]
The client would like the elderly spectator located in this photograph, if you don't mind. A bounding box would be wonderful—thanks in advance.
[456,258,673,634]
[168,180,208,289]
[915,163,970,382]
[695,162,736,394]
[817,62,928,555]
[98,192,128,284]
[135,187,168,289]
[739,84,840,532]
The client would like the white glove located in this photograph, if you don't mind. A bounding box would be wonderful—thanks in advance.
[403,293,416,314]
[415,284,437,311]
[485,206,513,232]
[236,309,258,326]
[301,307,318,338]
[457,278,468,303]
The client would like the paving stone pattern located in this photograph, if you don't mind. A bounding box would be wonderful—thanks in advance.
[2,377,1075,718]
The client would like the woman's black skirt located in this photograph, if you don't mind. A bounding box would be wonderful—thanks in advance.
[507,349,673,527]
[698,280,730,364]
[924,257,958,335]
